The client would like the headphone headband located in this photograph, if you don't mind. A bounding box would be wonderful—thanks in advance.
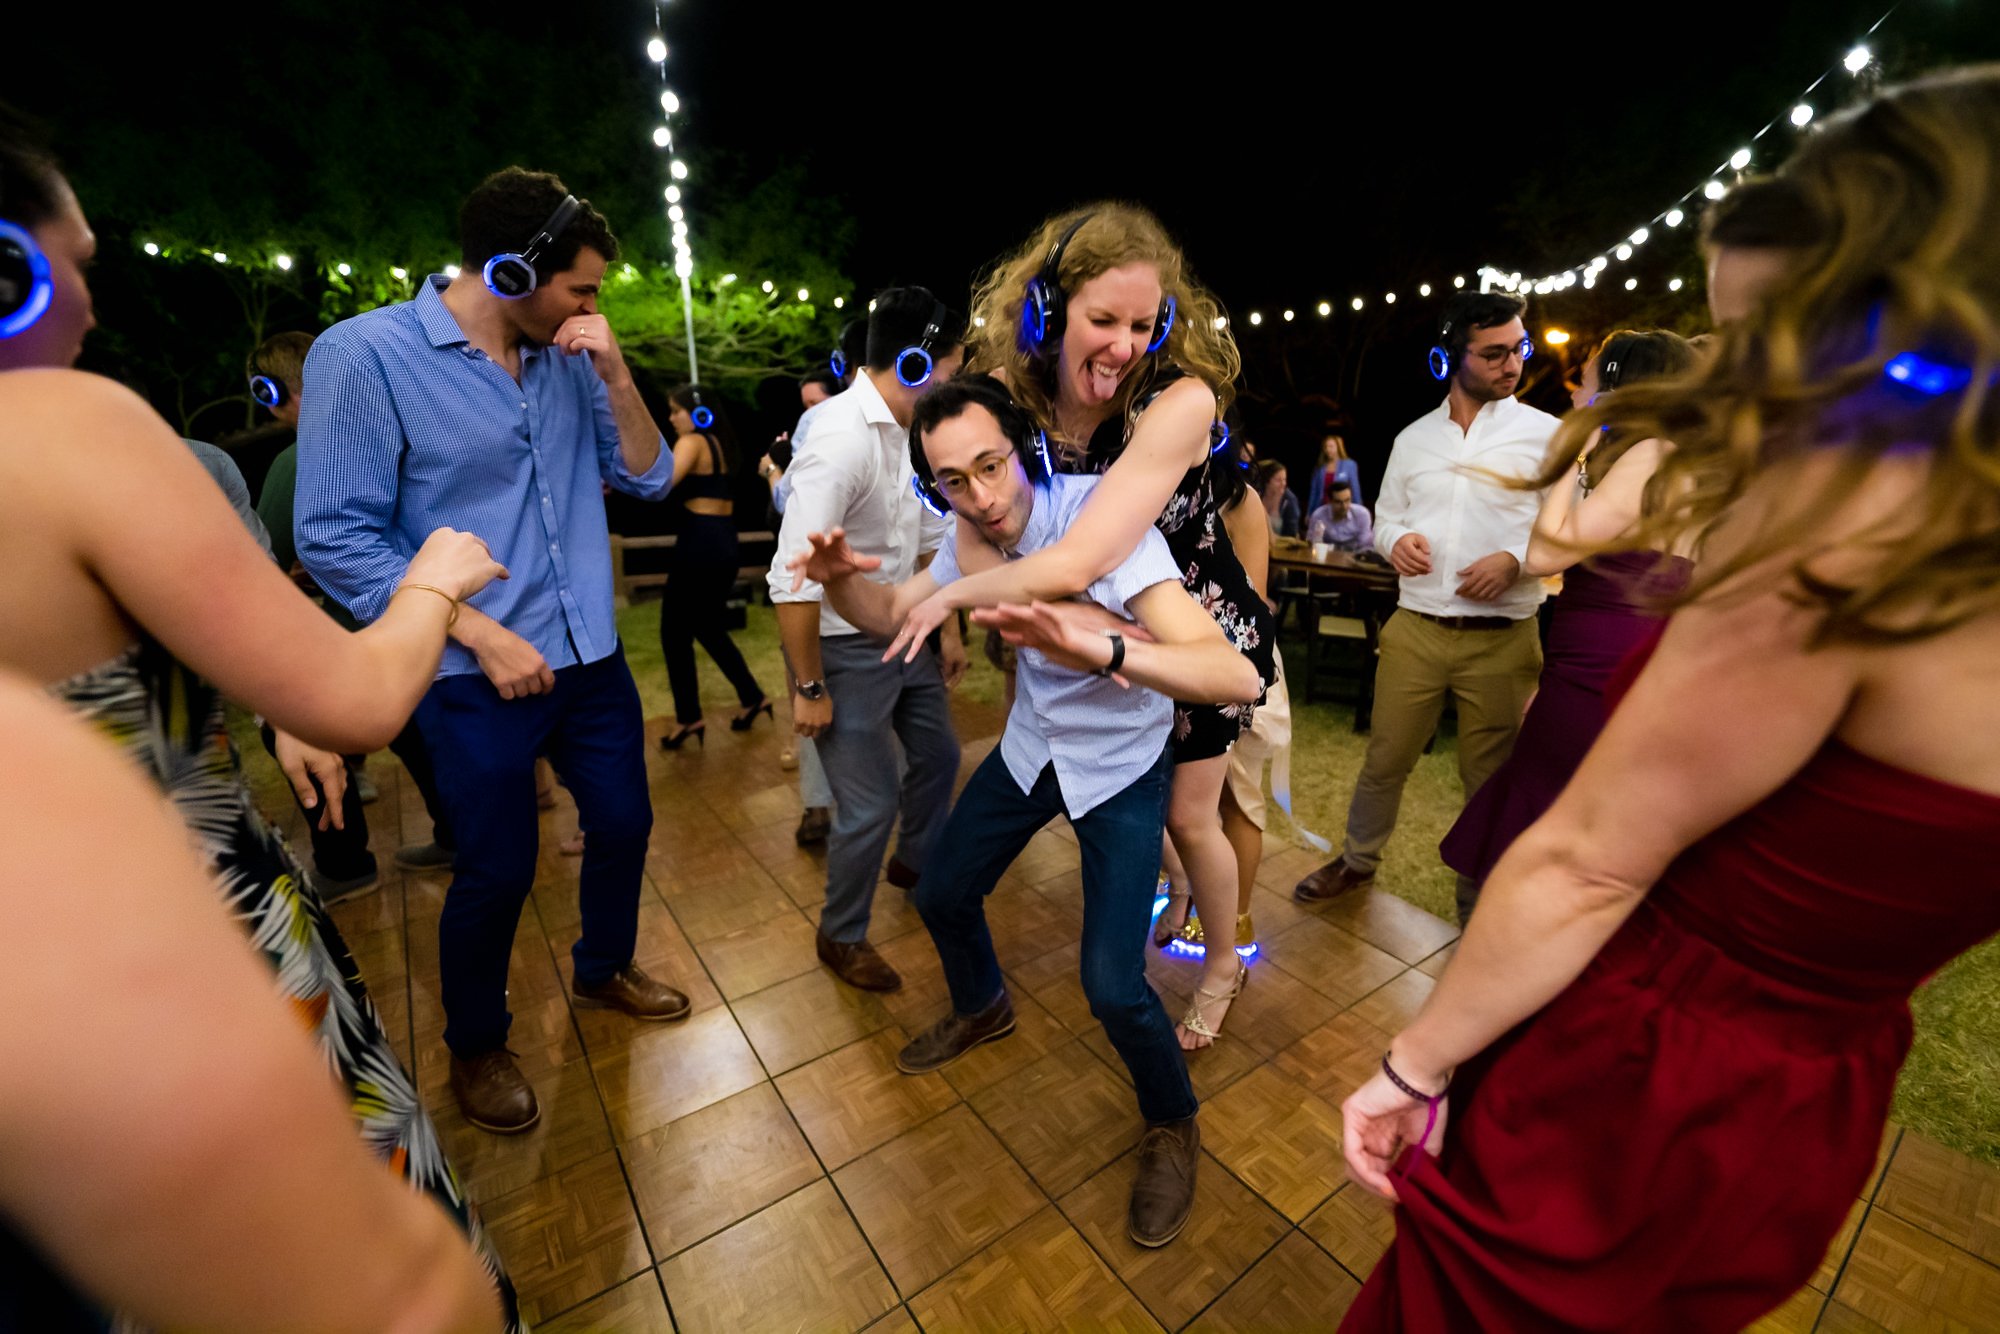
[1020,212,1176,360]
[895,299,951,389]
[483,193,582,299]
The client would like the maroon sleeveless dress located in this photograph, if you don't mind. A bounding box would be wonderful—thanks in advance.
[1440,550,1690,886]
[1342,630,2000,1332]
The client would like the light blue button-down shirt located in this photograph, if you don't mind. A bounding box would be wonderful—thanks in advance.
[295,276,673,677]
[926,474,1181,818]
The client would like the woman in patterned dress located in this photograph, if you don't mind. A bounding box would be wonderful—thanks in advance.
[884,204,1274,1046]
[0,109,520,1328]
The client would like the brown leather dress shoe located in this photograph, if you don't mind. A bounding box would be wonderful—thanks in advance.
[817,931,903,992]
[884,856,921,890]
[1128,1116,1201,1247]
[796,806,831,846]
[449,1048,541,1135]
[572,963,692,1022]
[896,992,1016,1074]
[1294,858,1375,903]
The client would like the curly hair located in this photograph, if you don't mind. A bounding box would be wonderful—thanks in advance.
[965,203,1240,447]
[1530,64,2000,646]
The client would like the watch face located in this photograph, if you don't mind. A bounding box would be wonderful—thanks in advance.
[798,681,826,700]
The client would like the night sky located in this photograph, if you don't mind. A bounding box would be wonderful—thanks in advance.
[13,1,1998,459]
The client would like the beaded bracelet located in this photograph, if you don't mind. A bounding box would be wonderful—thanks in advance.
[1381,1050,1449,1151]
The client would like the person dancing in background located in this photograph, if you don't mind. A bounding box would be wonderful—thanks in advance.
[1439,329,1695,901]
[657,383,771,750]
[1340,66,2000,1331]
[884,204,1276,1049]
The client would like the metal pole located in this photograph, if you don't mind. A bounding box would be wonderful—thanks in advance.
[678,271,699,382]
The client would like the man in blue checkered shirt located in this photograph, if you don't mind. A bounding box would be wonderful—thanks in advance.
[297,168,690,1136]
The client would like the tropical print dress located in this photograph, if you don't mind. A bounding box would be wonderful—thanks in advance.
[46,641,521,1333]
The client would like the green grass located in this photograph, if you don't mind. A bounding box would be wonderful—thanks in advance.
[232,597,2000,1167]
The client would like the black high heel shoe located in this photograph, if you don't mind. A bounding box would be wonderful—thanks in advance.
[659,721,705,751]
[730,698,774,732]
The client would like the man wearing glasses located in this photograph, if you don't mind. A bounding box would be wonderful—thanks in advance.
[1293,292,1558,925]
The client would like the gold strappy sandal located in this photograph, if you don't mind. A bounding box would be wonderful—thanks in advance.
[1179,958,1249,1044]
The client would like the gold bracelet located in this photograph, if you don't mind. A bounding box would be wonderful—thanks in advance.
[397,582,459,628]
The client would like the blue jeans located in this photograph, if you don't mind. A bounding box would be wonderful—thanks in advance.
[914,746,1197,1125]
[415,647,652,1057]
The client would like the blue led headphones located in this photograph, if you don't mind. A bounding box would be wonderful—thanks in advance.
[0,219,54,340]
[829,348,847,380]
[908,378,1054,519]
[483,195,581,299]
[249,374,288,409]
[1020,213,1176,360]
[685,385,715,430]
[895,300,951,389]
[1428,316,1535,381]
[1209,418,1232,455]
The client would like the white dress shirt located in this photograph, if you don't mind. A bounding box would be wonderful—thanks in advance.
[1372,394,1560,620]
[767,373,946,638]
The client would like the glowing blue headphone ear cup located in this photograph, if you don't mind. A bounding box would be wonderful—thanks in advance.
[483,253,536,299]
[691,405,715,429]
[1147,295,1177,355]
[249,375,284,408]
[896,347,934,389]
[1209,419,1231,455]
[1520,338,1536,362]
[830,351,846,379]
[0,220,54,338]
[909,472,949,518]
[1428,346,1451,381]
[1031,429,1052,479]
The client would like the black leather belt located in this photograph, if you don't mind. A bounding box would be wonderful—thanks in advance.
[1408,609,1522,631]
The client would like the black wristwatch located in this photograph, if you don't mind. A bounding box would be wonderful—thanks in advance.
[1096,630,1125,677]
[795,679,827,701]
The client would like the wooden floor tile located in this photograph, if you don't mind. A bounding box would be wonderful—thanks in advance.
[1261,916,1406,1007]
[659,874,799,944]
[1200,1064,1348,1222]
[1079,1021,1263,1104]
[480,1148,652,1325]
[1252,844,1327,894]
[1203,956,1343,1059]
[1812,1197,1870,1294]
[1058,1146,1289,1330]
[1305,886,1459,965]
[1876,1131,2000,1267]
[939,990,1075,1099]
[968,1043,1148,1195]
[1346,968,1436,1034]
[776,1029,960,1169]
[1007,940,1093,1036]
[691,908,821,1000]
[871,928,955,1033]
[1246,884,1317,939]
[860,1306,922,1334]
[660,1178,896,1334]
[428,1056,614,1202]
[1832,1209,2000,1330]
[733,968,895,1074]
[909,1206,1163,1333]
[1303,1183,1398,1283]
[623,1082,824,1258]
[1184,1231,1360,1333]
[592,1005,767,1141]
[1744,1283,1826,1333]
[982,883,1085,970]
[537,1271,674,1333]
[833,1104,1045,1294]
[866,880,932,944]
[1815,1299,1894,1332]
[1008,829,1083,885]
[1273,1011,1396,1108]
[1415,942,1457,977]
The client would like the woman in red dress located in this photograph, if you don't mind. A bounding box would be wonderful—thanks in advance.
[1340,66,2000,1332]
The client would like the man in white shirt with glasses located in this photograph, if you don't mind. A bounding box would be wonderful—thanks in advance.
[1295,291,1557,925]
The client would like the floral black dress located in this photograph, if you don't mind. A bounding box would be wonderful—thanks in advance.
[1069,368,1276,762]
[23,642,522,1333]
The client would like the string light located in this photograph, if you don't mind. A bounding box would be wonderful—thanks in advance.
[652,127,672,148]
[1213,316,1228,330]
[1384,292,1396,304]
[1545,329,1571,345]
[336,262,351,277]
[1452,276,1466,289]
[1791,103,1815,127]
[142,241,159,255]
[1282,309,1295,322]
[1669,277,1684,291]
[1316,301,1331,316]
[1844,44,1871,73]
[444,264,460,279]
[274,254,292,271]
[211,251,228,264]
[1350,297,1363,311]
[1624,277,1638,290]
[797,288,810,302]
[1665,208,1684,227]
[761,280,774,294]
[1418,283,1431,297]
[833,296,844,309]
[1248,311,1263,326]
[1704,179,1728,200]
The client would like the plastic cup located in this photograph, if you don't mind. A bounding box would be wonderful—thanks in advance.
[1312,542,1332,559]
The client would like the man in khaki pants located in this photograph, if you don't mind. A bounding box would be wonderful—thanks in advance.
[1294,292,1556,925]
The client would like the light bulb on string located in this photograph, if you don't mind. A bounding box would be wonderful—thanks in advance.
[797,288,810,302]
[1729,147,1752,170]
[1418,283,1431,297]
[1248,311,1263,326]
[444,264,460,279]
[391,266,407,281]
[1350,296,1363,311]
[1669,277,1684,291]
[211,251,228,264]
[668,205,684,222]
[669,159,688,180]
[1616,244,1633,261]
[1282,309,1295,322]
[275,254,292,271]
[1624,277,1638,291]
[142,241,159,256]
[1213,316,1228,330]
[1791,103,1814,127]
[1665,208,1684,227]
[653,127,672,148]
[1316,301,1331,316]
[1630,227,1649,245]
[336,262,352,277]
[761,280,774,294]
[1704,179,1728,200]
[1844,45,1870,73]
[1385,292,1397,304]
[646,36,667,63]
[1452,275,1465,288]
[664,185,681,203]
[660,90,680,114]
[833,296,844,308]
[674,255,692,278]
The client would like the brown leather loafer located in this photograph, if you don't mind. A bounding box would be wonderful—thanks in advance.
[795,806,831,846]
[572,963,691,1022]
[449,1048,541,1135]
[896,992,1016,1074]
[884,856,920,890]
[1129,1116,1201,1247]
[817,931,903,992]
[1294,858,1375,903]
